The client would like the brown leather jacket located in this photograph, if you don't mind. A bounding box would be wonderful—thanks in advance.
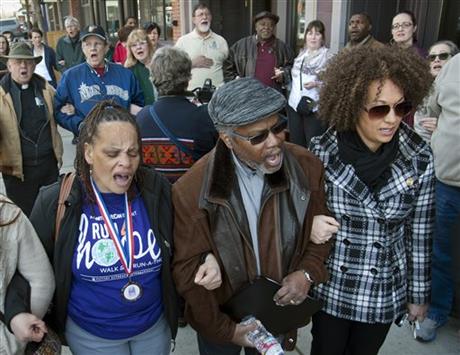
[172,140,331,343]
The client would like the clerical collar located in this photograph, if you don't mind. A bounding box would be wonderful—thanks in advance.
[13,80,30,90]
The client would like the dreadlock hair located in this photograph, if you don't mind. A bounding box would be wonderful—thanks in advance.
[74,100,144,203]
[318,46,433,131]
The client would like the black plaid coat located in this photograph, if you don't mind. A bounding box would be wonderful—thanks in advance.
[309,124,435,324]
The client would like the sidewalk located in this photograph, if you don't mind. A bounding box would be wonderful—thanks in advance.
[173,320,460,355]
[4,127,460,354]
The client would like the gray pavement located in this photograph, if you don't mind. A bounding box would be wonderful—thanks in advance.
[4,128,460,354]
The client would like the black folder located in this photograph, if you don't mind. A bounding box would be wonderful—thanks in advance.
[222,277,323,335]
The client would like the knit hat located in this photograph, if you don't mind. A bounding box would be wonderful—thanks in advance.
[1,42,42,63]
[208,77,286,127]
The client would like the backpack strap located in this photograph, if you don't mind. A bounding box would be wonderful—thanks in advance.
[148,105,200,161]
[55,172,76,241]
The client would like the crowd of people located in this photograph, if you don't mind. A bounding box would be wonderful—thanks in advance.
[1,2,459,355]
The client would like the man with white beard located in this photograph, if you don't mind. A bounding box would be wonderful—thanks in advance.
[175,2,228,90]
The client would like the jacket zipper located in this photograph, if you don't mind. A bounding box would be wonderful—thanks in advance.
[216,199,257,260]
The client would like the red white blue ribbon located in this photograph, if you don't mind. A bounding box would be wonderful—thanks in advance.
[90,177,134,275]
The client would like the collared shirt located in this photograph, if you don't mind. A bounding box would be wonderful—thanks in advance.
[231,151,265,274]
[254,37,276,87]
[175,29,229,90]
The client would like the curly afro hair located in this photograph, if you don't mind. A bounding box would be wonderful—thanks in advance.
[318,46,433,131]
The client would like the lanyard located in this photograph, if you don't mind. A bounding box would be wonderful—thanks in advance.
[90,177,135,276]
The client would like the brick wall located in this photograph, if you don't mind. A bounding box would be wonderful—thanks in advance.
[69,0,81,24]
[172,0,181,42]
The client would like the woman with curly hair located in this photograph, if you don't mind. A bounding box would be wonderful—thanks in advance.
[308,46,435,355]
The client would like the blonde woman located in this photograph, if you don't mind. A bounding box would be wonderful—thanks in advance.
[125,29,156,105]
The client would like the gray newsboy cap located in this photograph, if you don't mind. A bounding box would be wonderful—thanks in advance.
[208,77,286,128]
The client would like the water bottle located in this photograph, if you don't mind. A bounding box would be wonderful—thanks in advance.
[241,316,284,355]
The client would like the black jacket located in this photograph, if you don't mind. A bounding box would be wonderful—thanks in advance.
[42,44,58,88]
[223,35,294,91]
[4,166,178,342]
[136,96,218,183]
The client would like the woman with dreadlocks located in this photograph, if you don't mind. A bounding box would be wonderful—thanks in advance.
[308,46,435,354]
[3,101,221,354]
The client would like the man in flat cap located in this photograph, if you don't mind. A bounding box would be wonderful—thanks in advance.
[172,77,331,354]
[224,11,294,93]
[0,42,63,215]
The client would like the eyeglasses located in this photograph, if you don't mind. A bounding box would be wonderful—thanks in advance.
[391,22,413,30]
[364,101,413,119]
[427,52,451,62]
[230,118,287,145]
[130,40,147,48]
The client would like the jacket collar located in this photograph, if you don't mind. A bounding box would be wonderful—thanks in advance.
[63,34,80,44]
[319,124,428,205]
[0,72,46,94]
[192,28,213,39]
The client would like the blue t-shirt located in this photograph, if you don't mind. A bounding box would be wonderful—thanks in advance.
[67,192,163,339]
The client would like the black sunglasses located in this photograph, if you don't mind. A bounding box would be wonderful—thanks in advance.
[230,118,288,145]
[364,101,413,119]
[427,52,451,62]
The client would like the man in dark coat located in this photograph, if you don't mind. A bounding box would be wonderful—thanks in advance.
[172,78,331,354]
[223,11,294,93]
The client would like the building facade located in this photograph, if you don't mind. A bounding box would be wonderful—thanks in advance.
[40,0,459,53]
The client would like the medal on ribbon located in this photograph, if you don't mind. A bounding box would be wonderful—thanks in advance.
[91,178,143,302]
